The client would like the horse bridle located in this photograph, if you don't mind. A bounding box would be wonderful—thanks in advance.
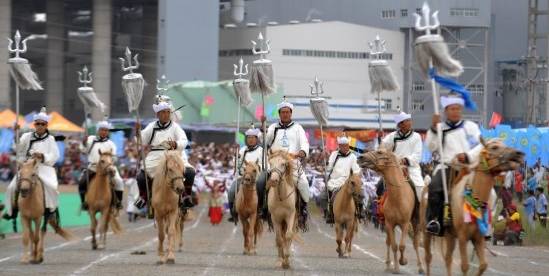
[167,174,185,193]
[17,174,39,195]
[268,162,294,201]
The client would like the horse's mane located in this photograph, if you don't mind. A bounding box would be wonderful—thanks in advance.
[154,151,185,186]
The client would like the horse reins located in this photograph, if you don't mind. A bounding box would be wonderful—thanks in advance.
[269,164,295,202]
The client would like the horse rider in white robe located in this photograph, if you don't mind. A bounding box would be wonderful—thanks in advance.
[324,135,362,223]
[425,93,483,235]
[3,108,60,221]
[78,120,125,210]
[265,99,310,226]
[227,125,264,222]
[134,100,196,212]
[381,112,425,200]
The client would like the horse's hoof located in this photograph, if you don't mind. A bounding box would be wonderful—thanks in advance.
[92,244,97,250]
[156,260,164,265]
[282,261,290,269]
[399,258,408,266]
[418,268,425,275]
[166,259,175,265]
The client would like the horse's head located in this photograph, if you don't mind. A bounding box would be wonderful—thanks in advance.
[346,173,365,203]
[163,151,185,194]
[18,158,40,198]
[478,138,524,174]
[267,150,293,187]
[358,147,398,174]
[97,149,115,176]
[242,160,260,186]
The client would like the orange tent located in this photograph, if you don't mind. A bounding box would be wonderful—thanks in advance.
[0,109,27,128]
[48,111,84,133]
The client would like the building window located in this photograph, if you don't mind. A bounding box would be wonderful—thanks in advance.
[467,84,484,94]
[401,9,408,17]
[281,49,389,60]
[412,100,425,111]
[218,49,253,57]
[450,8,479,17]
[383,99,393,110]
[416,8,422,15]
[381,10,396,19]
[412,81,425,91]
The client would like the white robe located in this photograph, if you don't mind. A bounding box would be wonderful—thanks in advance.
[237,145,264,176]
[326,151,361,192]
[140,120,189,178]
[125,178,140,213]
[85,136,124,191]
[5,131,59,216]
[265,121,310,202]
[425,120,483,171]
[382,131,424,191]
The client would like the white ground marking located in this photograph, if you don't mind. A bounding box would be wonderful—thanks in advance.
[200,226,238,276]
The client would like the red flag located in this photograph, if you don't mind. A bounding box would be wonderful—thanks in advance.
[489,112,503,128]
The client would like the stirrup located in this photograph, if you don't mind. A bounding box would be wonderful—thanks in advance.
[426,220,441,235]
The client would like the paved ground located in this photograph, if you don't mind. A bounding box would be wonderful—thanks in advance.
[1,204,548,276]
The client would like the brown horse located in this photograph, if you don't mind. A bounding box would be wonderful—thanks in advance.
[236,160,264,255]
[358,148,423,274]
[267,150,299,269]
[151,151,186,265]
[333,173,364,258]
[86,149,122,250]
[440,139,523,276]
[18,157,74,264]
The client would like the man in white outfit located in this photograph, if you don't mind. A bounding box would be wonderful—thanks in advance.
[227,125,264,221]
[381,112,424,199]
[3,108,60,220]
[265,99,310,226]
[325,135,362,223]
[79,120,125,210]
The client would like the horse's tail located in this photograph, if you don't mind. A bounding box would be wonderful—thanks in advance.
[108,208,123,234]
[254,213,263,243]
[48,218,76,241]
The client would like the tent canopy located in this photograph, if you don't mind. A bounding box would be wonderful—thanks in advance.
[48,111,84,133]
[0,109,27,128]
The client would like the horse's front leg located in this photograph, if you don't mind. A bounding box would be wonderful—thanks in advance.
[20,218,31,264]
[398,223,409,266]
[88,210,98,250]
[98,209,110,249]
[274,222,284,266]
[178,214,185,251]
[166,211,177,264]
[344,219,355,258]
[474,234,488,276]
[457,231,470,275]
[156,216,166,265]
[32,218,43,263]
[240,215,249,255]
[444,234,456,276]
[424,232,433,276]
[335,223,344,258]
[249,213,257,255]
[412,222,425,274]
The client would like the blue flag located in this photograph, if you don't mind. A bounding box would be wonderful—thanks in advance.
[527,125,541,143]
[0,129,14,153]
[526,140,540,166]
[495,124,513,145]
[110,131,126,157]
[429,68,477,111]
[480,126,495,139]
[541,132,549,167]
[56,141,65,166]
[421,142,432,163]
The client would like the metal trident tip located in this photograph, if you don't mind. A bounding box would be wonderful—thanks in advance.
[309,76,324,96]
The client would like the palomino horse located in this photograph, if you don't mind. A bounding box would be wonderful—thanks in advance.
[426,139,523,276]
[333,173,364,258]
[86,149,123,250]
[18,157,74,264]
[267,150,299,269]
[358,148,423,274]
[236,160,264,255]
[151,151,186,265]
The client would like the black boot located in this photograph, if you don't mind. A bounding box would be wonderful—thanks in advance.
[115,190,124,210]
[227,202,236,222]
[79,193,88,211]
[298,201,309,231]
[2,207,17,220]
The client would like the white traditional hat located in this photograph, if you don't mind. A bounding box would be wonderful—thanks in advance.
[337,134,350,145]
[245,127,261,137]
[441,94,465,109]
[277,97,294,111]
[152,101,172,113]
[33,107,51,123]
[394,112,412,125]
[96,120,113,131]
